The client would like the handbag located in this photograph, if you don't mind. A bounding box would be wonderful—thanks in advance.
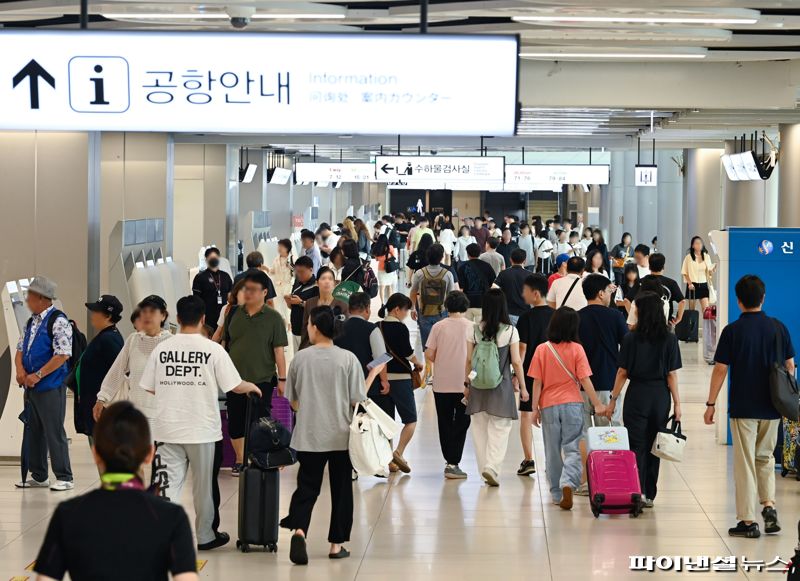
[384,255,399,273]
[708,279,717,305]
[651,415,687,462]
[769,319,800,421]
[349,399,400,476]
[378,322,423,389]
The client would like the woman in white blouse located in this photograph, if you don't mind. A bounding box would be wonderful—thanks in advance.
[681,236,716,312]
[455,226,476,263]
[93,295,172,425]
[269,239,295,326]
[437,224,457,266]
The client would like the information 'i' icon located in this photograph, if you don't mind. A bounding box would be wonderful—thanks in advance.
[90,64,109,105]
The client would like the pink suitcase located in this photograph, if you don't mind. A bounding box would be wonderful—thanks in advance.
[586,450,644,518]
[271,392,294,432]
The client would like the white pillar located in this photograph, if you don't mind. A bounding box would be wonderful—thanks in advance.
[656,149,684,281]
[604,150,625,246]
[683,148,724,245]
[723,140,771,228]
[778,123,800,227]
[622,150,639,243]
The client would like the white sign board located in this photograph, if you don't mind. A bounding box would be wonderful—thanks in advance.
[635,165,658,187]
[376,156,505,183]
[295,162,375,183]
[505,164,610,185]
[0,31,519,136]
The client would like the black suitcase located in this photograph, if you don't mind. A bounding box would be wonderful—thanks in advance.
[675,310,699,343]
[236,394,280,553]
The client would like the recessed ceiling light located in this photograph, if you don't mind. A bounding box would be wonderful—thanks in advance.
[513,15,758,25]
[519,52,706,59]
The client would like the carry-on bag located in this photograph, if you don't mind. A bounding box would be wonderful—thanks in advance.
[650,416,687,463]
[781,417,800,480]
[587,450,644,518]
[237,394,280,553]
[702,306,717,364]
[769,319,800,421]
[349,399,399,476]
[675,311,699,343]
[271,391,294,432]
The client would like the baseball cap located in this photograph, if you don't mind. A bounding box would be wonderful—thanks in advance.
[555,253,571,268]
[138,295,168,311]
[86,295,123,318]
[28,276,58,300]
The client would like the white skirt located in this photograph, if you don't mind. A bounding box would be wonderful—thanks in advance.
[378,270,398,286]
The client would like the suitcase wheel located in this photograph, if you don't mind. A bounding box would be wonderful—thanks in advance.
[782,468,789,478]
[268,543,278,553]
[239,542,250,553]
[591,506,600,518]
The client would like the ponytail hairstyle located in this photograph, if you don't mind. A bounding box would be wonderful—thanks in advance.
[309,306,337,340]
[92,402,152,474]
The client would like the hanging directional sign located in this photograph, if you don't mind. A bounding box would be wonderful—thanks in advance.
[295,162,376,183]
[505,164,610,185]
[375,156,506,183]
[0,31,518,136]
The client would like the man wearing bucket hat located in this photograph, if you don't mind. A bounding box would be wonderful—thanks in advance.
[14,276,74,491]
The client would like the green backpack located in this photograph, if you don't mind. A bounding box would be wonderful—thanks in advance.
[470,325,507,390]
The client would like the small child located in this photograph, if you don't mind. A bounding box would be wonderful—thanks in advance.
[528,307,606,510]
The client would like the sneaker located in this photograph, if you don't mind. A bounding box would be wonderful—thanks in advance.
[559,486,574,510]
[517,460,536,476]
[15,478,50,489]
[444,465,467,479]
[197,531,230,551]
[728,521,761,538]
[231,463,243,477]
[762,506,781,534]
[575,483,590,497]
[392,451,411,474]
[50,480,74,492]
[481,468,500,487]
[643,497,655,509]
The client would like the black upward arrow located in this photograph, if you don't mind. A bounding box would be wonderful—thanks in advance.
[12,60,55,110]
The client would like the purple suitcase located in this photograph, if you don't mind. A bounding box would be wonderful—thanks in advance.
[271,392,294,432]
[587,450,644,518]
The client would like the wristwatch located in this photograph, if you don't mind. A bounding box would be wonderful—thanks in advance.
[706,402,716,407]
[277,377,287,382]
[35,370,43,379]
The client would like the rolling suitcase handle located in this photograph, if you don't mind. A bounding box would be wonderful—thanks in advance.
[243,393,260,468]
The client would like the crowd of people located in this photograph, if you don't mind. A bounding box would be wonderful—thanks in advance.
[13,209,794,578]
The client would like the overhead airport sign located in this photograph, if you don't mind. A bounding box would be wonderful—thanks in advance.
[295,162,376,183]
[376,156,506,183]
[0,31,519,136]
[634,165,658,187]
[505,164,610,185]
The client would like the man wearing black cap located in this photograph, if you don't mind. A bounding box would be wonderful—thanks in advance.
[74,296,124,446]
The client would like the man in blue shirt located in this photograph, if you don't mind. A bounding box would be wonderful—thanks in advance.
[705,275,795,539]
[14,276,74,491]
[300,229,321,276]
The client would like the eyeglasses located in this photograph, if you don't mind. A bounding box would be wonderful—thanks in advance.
[243,286,264,294]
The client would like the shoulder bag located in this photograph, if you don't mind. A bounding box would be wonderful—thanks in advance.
[378,322,423,389]
[546,341,580,388]
[769,319,800,421]
[651,415,687,462]
[560,277,581,308]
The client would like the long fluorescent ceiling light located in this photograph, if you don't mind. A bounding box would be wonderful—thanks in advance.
[519,52,706,59]
[103,13,346,19]
[513,16,757,25]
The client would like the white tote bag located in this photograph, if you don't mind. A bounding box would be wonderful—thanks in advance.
[651,416,687,462]
[348,399,399,476]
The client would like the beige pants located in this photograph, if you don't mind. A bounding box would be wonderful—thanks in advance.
[730,418,779,522]
[471,412,513,477]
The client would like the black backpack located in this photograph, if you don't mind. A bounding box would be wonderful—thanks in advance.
[26,309,87,372]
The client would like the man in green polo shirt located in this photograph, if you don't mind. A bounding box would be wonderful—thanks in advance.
[225,269,288,475]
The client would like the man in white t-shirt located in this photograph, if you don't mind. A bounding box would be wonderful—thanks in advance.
[634,243,651,278]
[547,257,588,311]
[141,295,261,552]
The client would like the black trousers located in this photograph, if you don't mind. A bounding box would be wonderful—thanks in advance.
[281,451,354,544]
[211,439,223,532]
[433,392,471,465]
[623,382,671,501]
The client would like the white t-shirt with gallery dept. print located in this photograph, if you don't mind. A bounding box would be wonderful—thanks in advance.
[140,333,242,444]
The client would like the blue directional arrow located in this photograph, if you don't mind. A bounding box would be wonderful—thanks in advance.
[12,59,55,110]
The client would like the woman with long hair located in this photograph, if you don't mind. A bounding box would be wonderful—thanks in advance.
[587,229,610,274]
[35,402,198,581]
[376,293,423,474]
[300,267,348,349]
[211,278,246,343]
[268,238,294,326]
[405,233,434,287]
[464,289,528,486]
[281,307,385,565]
[372,231,398,303]
[605,292,682,508]
[615,263,640,315]
[584,248,610,279]
[340,238,365,286]
[681,235,716,311]
[342,217,357,242]
[354,219,372,259]
[610,232,634,287]
[437,223,457,266]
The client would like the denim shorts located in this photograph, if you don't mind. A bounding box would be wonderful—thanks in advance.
[368,378,417,424]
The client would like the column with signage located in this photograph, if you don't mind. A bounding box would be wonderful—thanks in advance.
[710,227,800,445]
[723,141,777,227]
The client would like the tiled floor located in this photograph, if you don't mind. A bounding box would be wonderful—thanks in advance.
[1,339,799,579]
